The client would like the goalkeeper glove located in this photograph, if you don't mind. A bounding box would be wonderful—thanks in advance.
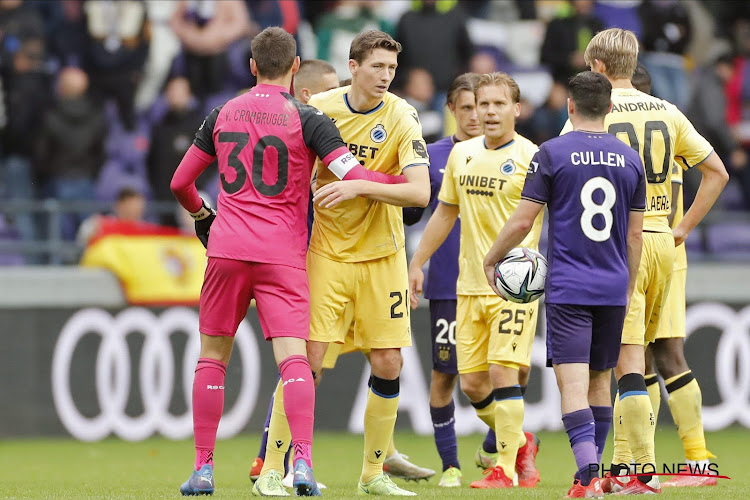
[190,199,216,248]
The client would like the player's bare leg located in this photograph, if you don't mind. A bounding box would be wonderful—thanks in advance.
[357,352,434,483]
[181,334,234,496]
[430,370,457,408]
[653,338,716,487]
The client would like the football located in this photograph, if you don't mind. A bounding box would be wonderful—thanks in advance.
[494,248,548,303]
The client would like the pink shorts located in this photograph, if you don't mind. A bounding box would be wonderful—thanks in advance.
[199,257,310,340]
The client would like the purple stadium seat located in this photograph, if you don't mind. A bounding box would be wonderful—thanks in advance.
[204,90,238,115]
[705,221,750,260]
[0,217,25,266]
[95,160,150,202]
[594,2,642,38]
[719,182,747,212]
[685,225,706,262]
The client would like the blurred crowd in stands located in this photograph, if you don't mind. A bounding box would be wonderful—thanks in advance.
[1,0,750,264]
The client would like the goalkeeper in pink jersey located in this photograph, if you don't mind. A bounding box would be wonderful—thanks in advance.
[170,27,405,497]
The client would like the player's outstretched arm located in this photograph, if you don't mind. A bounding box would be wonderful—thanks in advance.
[408,202,459,308]
[314,164,430,208]
[626,210,644,312]
[482,200,544,296]
[673,152,728,246]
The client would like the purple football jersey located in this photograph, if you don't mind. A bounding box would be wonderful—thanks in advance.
[521,131,646,305]
[424,136,460,300]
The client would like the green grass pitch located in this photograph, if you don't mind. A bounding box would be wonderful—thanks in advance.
[2,428,747,498]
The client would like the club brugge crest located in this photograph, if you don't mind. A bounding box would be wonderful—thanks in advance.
[370,124,387,143]
[500,159,516,175]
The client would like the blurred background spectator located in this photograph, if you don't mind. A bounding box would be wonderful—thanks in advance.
[639,0,692,110]
[687,52,748,209]
[77,186,146,246]
[36,66,106,241]
[401,67,442,143]
[315,1,393,78]
[395,0,472,96]
[0,0,49,243]
[169,0,251,101]
[147,76,204,223]
[0,0,748,264]
[540,0,604,83]
[82,0,149,131]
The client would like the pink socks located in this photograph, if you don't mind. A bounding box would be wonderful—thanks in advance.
[192,358,226,470]
[279,354,315,467]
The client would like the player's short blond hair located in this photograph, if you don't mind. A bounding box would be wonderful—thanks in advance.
[584,28,639,80]
[295,59,336,89]
[475,72,520,103]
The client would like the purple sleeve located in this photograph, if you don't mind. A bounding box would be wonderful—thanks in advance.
[521,149,550,204]
[631,158,647,211]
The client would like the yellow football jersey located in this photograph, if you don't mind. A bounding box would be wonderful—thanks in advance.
[438,134,543,296]
[308,87,429,262]
[671,162,687,271]
[561,88,713,232]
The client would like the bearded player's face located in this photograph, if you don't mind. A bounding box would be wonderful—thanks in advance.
[351,48,398,101]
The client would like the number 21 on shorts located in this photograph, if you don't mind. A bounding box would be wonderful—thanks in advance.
[390,289,409,318]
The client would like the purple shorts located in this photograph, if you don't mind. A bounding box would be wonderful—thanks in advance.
[430,299,458,374]
[545,303,626,371]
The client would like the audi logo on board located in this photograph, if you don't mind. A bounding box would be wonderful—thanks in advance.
[50,304,750,441]
[52,308,260,441]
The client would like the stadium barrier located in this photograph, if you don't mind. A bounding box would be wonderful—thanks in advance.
[0,265,747,440]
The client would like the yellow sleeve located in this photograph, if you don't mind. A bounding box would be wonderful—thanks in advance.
[560,119,573,135]
[437,147,459,206]
[673,108,713,170]
[397,104,430,170]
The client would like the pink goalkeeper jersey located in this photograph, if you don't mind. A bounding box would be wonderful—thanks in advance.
[173,83,349,269]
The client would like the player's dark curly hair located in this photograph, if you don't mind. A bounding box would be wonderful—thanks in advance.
[631,63,652,94]
[568,71,612,119]
[251,27,297,80]
[349,30,402,64]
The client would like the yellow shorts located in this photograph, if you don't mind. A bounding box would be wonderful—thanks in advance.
[320,304,364,369]
[456,294,538,374]
[622,232,675,345]
[654,267,686,340]
[308,248,411,350]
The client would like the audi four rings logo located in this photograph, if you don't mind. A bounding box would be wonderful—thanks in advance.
[52,308,261,441]
[685,303,750,431]
[51,304,750,441]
